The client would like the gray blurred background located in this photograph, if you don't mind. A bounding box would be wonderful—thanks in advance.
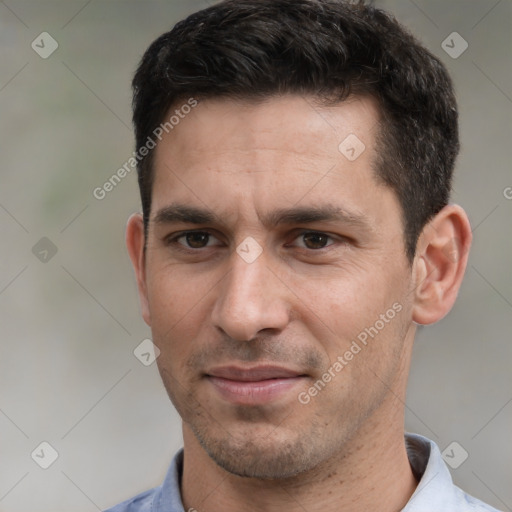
[0,1,510,510]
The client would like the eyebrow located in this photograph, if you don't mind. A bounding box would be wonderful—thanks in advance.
[153,204,218,226]
[262,205,370,230]
[153,203,371,231]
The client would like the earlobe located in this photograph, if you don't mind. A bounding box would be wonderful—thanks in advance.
[126,213,151,326]
[412,205,472,325]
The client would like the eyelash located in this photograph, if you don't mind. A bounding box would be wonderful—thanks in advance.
[165,230,342,251]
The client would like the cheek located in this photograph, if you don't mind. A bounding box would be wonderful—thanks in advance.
[145,265,212,353]
[298,269,406,360]
[297,271,385,328]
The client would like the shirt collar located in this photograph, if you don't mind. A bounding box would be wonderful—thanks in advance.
[402,433,467,511]
[156,447,185,512]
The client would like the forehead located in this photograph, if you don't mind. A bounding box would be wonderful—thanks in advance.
[150,94,394,228]
[154,94,380,170]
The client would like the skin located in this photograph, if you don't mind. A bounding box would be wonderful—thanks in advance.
[126,95,472,512]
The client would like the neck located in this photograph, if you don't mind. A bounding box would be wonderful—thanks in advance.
[181,404,417,512]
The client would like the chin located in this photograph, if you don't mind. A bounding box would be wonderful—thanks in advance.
[190,421,328,480]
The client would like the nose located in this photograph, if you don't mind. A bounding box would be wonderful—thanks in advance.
[210,249,290,341]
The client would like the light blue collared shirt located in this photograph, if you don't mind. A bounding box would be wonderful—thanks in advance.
[104,433,502,511]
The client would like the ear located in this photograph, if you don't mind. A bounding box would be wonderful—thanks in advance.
[412,204,472,325]
[126,213,151,326]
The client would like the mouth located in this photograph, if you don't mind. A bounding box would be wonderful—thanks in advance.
[205,365,308,405]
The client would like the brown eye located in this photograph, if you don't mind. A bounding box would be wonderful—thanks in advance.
[166,230,223,252]
[302,232,331,249]
[181,232,211,248]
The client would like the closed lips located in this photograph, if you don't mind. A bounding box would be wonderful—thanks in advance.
[206,366,306,381]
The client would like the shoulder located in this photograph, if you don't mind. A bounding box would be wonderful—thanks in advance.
[103,449,185,512]
[452,485,503,512]
[103,487,157,512]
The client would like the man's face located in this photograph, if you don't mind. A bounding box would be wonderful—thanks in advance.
[139,95,416,478]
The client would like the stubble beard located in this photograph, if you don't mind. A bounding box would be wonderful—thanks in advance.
[163,371,367,481]
[156,320,410,481]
